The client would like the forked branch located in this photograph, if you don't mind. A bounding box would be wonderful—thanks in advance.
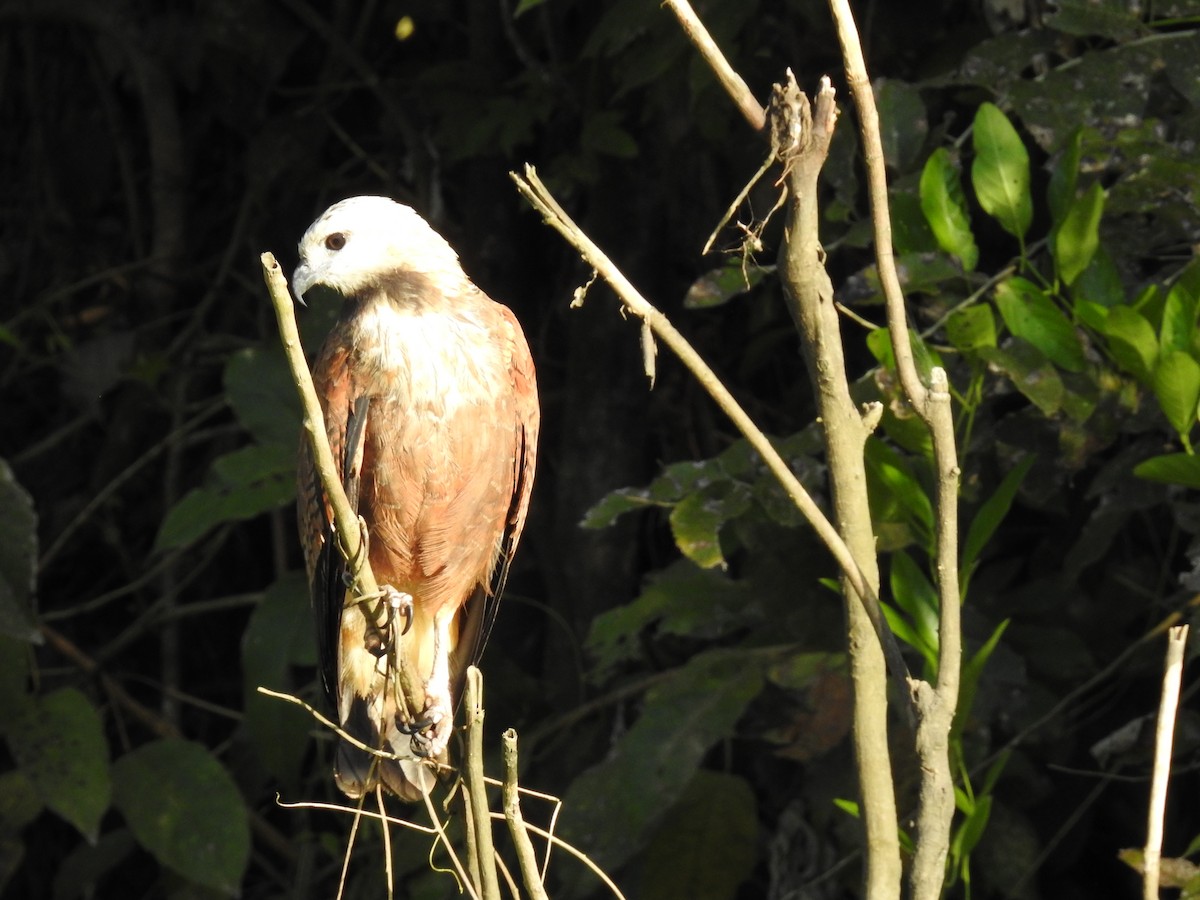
[826,3,964,896]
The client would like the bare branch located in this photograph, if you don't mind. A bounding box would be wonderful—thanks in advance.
[773,72,902,900]
[661,0,765,132]
[260,254,376,596]
[464,667,502,900]
[502,729,551,900]
[825,2,965,894]
[825,0,924,409]
[1144,625,1190,900]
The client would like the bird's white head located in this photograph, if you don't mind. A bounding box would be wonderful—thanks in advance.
[292,196,464,301]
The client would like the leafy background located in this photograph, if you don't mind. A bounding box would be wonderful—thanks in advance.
[3,0,1200,898]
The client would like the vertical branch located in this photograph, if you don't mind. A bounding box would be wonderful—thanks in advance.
[826,2,964,895]
[260,253,422,720]
[260,254,377,596]
[1144,625,1190,900]
[502,729,551,900]
[774,74,901,900]
[464,667,501,900]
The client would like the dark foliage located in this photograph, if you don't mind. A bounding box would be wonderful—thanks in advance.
[2,1,1200,898]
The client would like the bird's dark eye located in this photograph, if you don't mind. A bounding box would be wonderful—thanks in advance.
[325,232,347,251]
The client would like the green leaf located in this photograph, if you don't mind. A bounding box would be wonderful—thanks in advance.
[920,148,979,271]
[0,769,43,834]
[1135,453,1200,489]
[112,739,250,896]
[513,0,551,15]
[581,486,658,528]
[993,277,1086,372]
[1045,0,1144,38]
[881,603,937,673]
[868,328,943,383]
[765,652,846,691]
[971,103,1033,242]
[638,771,757,900]
[865,439,934,549]
[223,348,303,447]
[876,78,928,171]
[5,688,110,842]
[241,573,318,788]
[889,551,941,664]
[954,619,1010,737]
[1183,831,1200,860]
[561,649,765,877]
[978,341,1064,415]
[1047,129,1082,228]
[0,460,39,644]
[683,262,770,309]
[1153,350,1200,438]
[1101,306,1159,384]
[1072,244,1126,313]
[1053,182,1106,286]
[585,560,754,677]
[154,444,296,551]
[669,491,727,570]
[962,458,1033,580]
[890,190,940,255]
[952,794,993,872]
[946,305,997,353]
[1161,265,1200,355]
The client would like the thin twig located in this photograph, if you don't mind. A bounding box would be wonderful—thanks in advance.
[661,0,765,132]
[502,729,550,900]
[377,786,395,900]
[336,798,363,900]
[495,852,520,900]
[421,780,480,900]
[276,796,437,835]
[1144,624,1190,900]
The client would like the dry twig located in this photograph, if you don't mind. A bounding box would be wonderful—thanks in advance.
[1144,624,1190,900]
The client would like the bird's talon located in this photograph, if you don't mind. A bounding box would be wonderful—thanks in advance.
[398,715,435,736]
[390,590,415,636]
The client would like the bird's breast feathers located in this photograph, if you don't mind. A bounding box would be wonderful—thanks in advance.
[322,288,523,604]
[347,292,508,413]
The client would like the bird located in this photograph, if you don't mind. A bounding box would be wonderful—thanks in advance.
[292,196,538,800]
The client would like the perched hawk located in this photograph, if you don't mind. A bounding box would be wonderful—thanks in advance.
[293,197,539,800]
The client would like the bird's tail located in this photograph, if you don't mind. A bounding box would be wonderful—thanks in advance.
[334,696,438,802]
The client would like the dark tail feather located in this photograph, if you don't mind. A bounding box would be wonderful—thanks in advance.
[334,697,429,802]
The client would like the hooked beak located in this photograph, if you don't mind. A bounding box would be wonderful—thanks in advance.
[292,259,322,305]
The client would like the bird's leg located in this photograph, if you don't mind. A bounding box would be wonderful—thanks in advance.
[408,607,455,759]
